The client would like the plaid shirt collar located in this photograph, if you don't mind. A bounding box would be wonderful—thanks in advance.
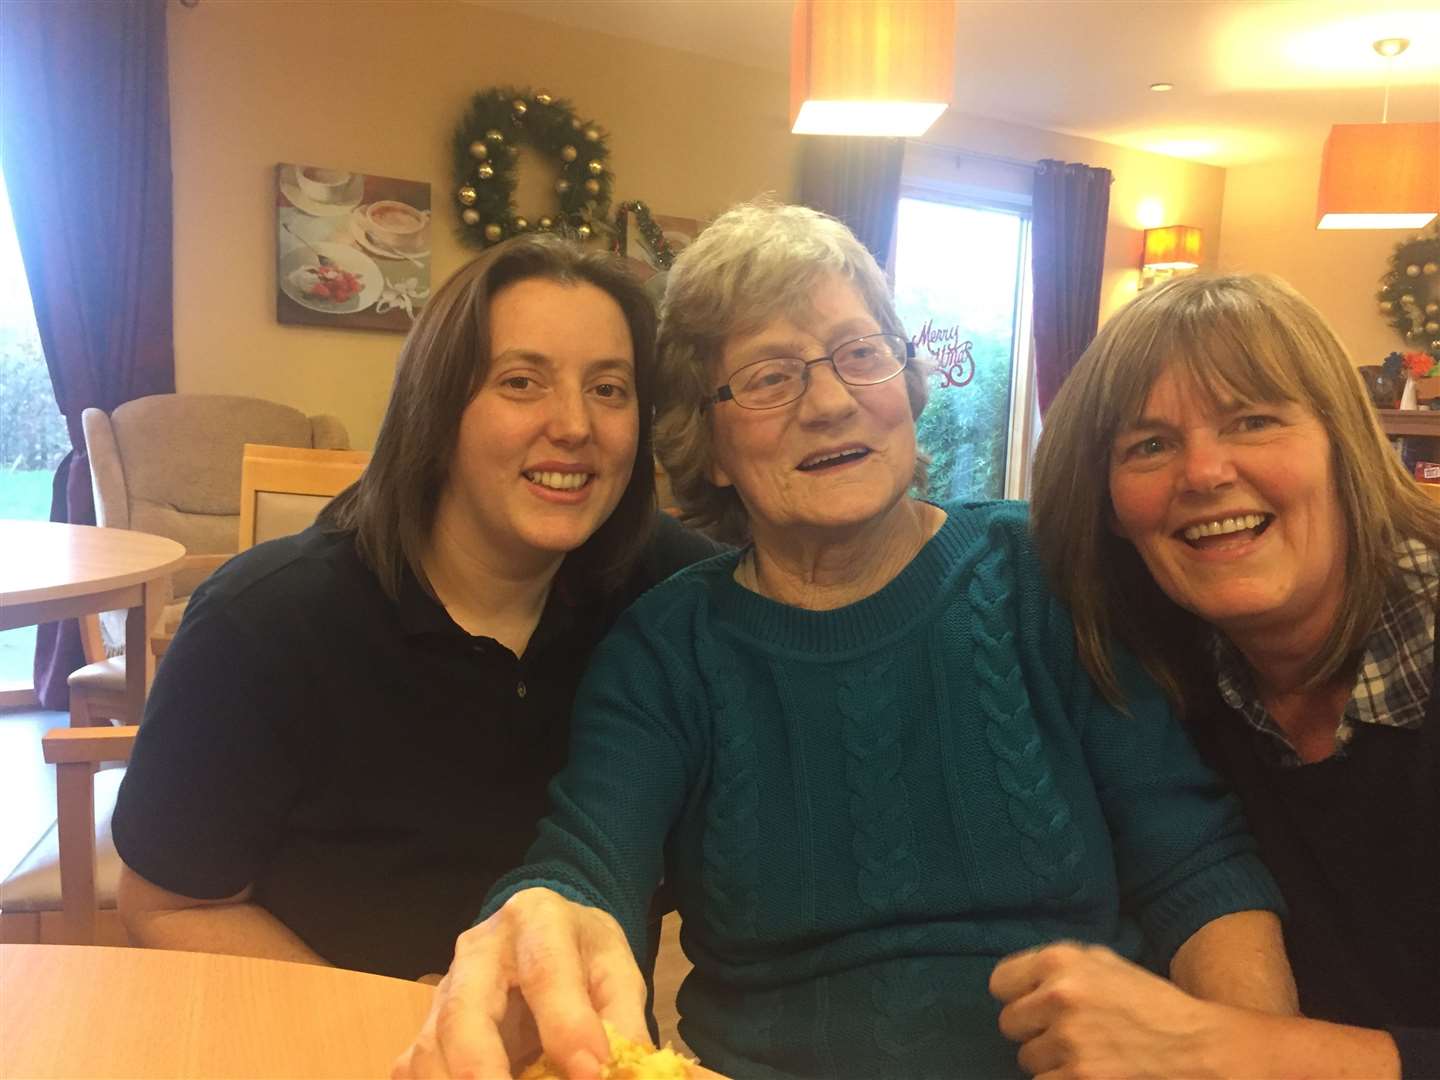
[1214,538,1437,767]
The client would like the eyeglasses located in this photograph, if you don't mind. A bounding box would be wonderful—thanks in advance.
[708,333,914,411]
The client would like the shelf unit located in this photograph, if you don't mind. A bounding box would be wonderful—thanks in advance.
[1377,409,1440,438]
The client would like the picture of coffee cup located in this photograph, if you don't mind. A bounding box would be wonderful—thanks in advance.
[296,167,354,205]
[363,200,431,254]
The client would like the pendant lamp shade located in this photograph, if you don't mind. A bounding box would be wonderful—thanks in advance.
[790,0,957,137]
[1316,122,1440,230]
[1142,226,1203,270]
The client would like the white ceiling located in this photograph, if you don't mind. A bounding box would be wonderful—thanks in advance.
[478,0,1440,166]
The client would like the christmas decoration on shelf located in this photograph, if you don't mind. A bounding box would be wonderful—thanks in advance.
[452,86,613,247]
[613,200,677,269]
[1377,226,1440,349]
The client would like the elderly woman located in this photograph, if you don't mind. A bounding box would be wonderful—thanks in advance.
[394,205,1295,1080]
[1024,274,1438,1078]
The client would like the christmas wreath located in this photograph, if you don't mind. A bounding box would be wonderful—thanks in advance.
[1377,225,1440,350]
[452,87,612,247]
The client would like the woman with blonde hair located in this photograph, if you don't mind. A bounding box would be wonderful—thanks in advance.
[1022,273,1439,1078]
[394,206,1296,1080]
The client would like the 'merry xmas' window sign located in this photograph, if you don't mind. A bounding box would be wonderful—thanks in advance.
[912,318,974,388]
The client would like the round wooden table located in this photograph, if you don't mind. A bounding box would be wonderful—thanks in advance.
[0,521,186,716]
[0,944,435,1078]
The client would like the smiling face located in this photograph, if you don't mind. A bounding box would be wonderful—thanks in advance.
[440,276,639,570]
[1107,366,1348,643]
[706,274,917,544]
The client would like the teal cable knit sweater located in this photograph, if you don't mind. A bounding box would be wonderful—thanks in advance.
[483,502,1284,1079]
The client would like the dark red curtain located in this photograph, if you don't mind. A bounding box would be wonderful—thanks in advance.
[1032,159,1111,417]
[1,0,176,707]
[798,137,904,270]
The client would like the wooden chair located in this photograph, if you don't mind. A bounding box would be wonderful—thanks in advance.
[2,446,371,945]
[237,443,370,550]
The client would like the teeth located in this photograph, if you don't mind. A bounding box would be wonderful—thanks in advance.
[1182,513,1266,541]
[804,449,864,468]
[525,471,590,491]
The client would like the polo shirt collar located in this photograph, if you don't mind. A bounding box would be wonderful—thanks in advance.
[395,560,582,649]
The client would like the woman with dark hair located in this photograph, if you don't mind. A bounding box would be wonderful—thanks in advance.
[111,237,720,980]
[1019,273,1438,1078]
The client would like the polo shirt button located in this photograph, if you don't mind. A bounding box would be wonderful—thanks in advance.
[516,681,527,699]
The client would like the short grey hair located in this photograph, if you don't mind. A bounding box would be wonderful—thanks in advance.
[654,200,929,542]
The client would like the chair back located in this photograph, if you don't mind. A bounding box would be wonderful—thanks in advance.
[82,395,350,598]
[238,443,371,550]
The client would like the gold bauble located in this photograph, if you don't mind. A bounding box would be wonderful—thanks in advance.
[477,164,495,180]
[1427,302,1440,315]
[461,208,481,226]
[469,140,488,160]
[1428,321,1440,334]
[571,117,583,130]
[512,99,528,117]
[1402,293,1417,304]
[535,90,553,106]
[1380,301,1395,313]
[484,223,503,242]
[457,185,478,206]
[538,216,553,230]
[584,178,601,195]
[555,178,572,195]
[1406,264,1422,277]
[514,216,529,231]
[1426,262,1440,275]
[583,127,600,142]
[560,145,578,163]
[577,224,592,240]
[587,160,603,176]
[485,128,505,143]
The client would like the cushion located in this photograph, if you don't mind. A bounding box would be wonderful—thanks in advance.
[0,767,125,913]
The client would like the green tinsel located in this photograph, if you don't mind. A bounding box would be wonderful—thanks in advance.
[615,200,676,269]
[451,86,613,247]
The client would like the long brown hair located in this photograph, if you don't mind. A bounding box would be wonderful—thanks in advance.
[1031,272,1440,709]
[323,236,658,600]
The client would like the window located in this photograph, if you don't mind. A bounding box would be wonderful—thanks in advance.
[892,149,1036,502]
[0,165,67,695]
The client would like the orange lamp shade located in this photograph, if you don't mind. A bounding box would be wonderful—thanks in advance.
[1316,122,1440,230]
[1142,226,1203,270]
[790,0,957,137]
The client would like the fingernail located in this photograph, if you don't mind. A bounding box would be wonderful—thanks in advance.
[566,1050,602,1079]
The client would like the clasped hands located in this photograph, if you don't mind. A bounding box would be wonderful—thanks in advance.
[393,888,1237,1080]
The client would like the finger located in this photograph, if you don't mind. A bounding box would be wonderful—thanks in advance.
[393,980,451,1079]
[513,909,610,1080]
[1016,1029,1067,1078]
[433,928,523,1079]
[996,993,1050,1044]
[581,916,650,1046]
[989,946,1046,1003]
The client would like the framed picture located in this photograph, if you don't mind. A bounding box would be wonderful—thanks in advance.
[275,163,431,332]
[622,211,705,273]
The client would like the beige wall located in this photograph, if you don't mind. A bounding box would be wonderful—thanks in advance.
[167,1,798,447]
[1217,143,1406,365]
[920,111,1228,325]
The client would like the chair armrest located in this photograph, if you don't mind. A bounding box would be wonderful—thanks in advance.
[43,726,139,766]
[180,553,231,576]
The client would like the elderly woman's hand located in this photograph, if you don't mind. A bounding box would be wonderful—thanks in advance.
[391,887,649,1080]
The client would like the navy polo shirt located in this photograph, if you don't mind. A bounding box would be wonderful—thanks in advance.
[113,516,723,978]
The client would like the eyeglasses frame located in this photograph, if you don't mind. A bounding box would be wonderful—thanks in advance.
[706,333,916,411]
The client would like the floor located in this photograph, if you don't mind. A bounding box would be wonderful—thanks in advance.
[0,706,63,880]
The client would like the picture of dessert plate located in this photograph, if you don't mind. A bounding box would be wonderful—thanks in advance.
[279,165,365,217]
[349,206,431,261]
[278,243,382,314]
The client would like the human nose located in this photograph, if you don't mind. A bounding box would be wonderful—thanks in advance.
[1178,433,1235,492]
[546,385,593,446]
[796,360,859,423]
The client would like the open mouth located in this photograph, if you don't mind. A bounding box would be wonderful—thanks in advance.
[797,447,871,472]
[1177,512,1273,549]
[523,470,593,492]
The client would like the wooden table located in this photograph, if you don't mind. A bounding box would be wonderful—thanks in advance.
[0,944,435,1078]
[0,521,186,718]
